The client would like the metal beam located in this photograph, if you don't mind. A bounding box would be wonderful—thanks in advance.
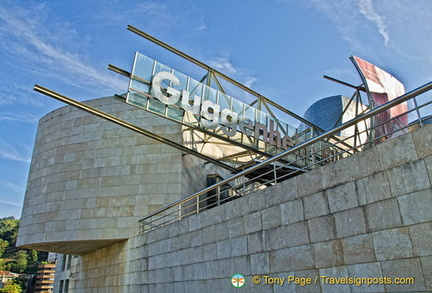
[33,85,237,173]
[323,75,366,92]
[108,64,131,78]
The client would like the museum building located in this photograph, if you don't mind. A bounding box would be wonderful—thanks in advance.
[16,28,432,291]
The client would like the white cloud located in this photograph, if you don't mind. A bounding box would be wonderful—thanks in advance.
[208,54,258,89]
[0,2,126,96]
[0,181,25,196]
[208,56,238,75]
[358,0,390,47]
[0,112,39,124]
[306,0,392,50]
[0,201,23,208]
[0,137,32,163]
[307,0,363,49]
[244,77,258,89]
[0,82,46,108]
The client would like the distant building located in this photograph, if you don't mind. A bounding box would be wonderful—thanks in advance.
[299,95,370,147]
[52,254,73,293]
[0,271,20,289]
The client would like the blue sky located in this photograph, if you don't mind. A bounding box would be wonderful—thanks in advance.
[1,0,431,218]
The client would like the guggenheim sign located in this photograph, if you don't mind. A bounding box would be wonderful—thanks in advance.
[126,52,301,154]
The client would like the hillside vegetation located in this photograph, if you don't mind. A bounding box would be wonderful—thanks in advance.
[0,217,47,273]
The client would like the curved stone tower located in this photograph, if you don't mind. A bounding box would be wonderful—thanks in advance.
[17,97,189,255]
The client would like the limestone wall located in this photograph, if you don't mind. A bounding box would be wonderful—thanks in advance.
[67,123,432,292]
[17,97,185,255]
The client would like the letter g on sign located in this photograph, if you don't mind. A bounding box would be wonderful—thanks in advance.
[151,71,181,105]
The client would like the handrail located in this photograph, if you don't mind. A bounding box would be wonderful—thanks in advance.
[139,81,432,223]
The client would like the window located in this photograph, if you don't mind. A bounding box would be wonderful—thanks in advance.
[205,174,231,209]
[64,279,69,293]
[59,280,64,293]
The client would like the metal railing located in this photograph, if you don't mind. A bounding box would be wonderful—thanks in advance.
[139,81,432,233]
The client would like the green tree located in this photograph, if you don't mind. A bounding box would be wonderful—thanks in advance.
[10,251,27,273]
[29,250,38,263]
[0,239,8,257]
[0,259,7,270]
[0,282,22,293]
[0,217,19,248]
[0,217,19,260]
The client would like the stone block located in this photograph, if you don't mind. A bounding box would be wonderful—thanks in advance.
[303,192,329,219]
[411,123,432,158]
[308,215,336,243]
[283,222,309,248]
[314,240,343,268]
[427,156,432,187]
[232,255,250,275]
[244,211,262,234]
[376,132,417,170]
[269,247,292,273]
[247,231,266,254]
[204,260,220,279]
[289,244,315,270]
[261,205,282,230]
[170,250,182,267]
[281,198,304,225]
[231,236,247,257]
[190,229,203,247]
[264,183,292,207]
[355,172,391,205]
[347,146,382,180]
[282,269,321,293]
[273,272,295,293]
[250,252,270,275]
[327,182,358,213]
[381,258,426,292]
[177,232,192,250]
[364,199,402,232]
[181,264,195,281]
[341,234,375,265]
[240,192,265,215]
[180,247,194,265]
[201,225,215,245]
[373,227,414,261]
[265,227,287,250]
[420,256,432,291]
[206,279,222,293]
[347,262,384,292]
[409,222,432,256]
[335,207,366,238]
[274,176,298,201]
[296,167,323,197]
[321,159,352,189]
[193,262,207,280]
[225,195,248,219]
[216,239,232,259]
[387,160,430,196]
[398,189,432,225]
[214,222,229,242]
[202,204,226,225]
[319,266,350,293]
[202,243,217,261]
[228,217,245,238]
[169,221,189,237]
